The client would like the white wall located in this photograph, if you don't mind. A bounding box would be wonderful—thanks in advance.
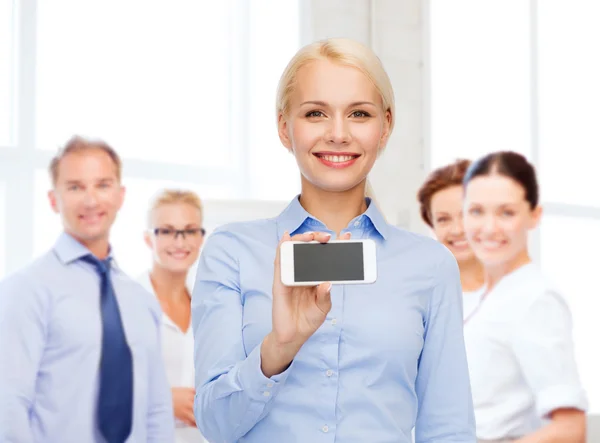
[301,0,428,233]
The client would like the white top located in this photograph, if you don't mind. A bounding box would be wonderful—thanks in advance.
[463,263,587,440]
[462,288,484,320]
[138,271,206,443]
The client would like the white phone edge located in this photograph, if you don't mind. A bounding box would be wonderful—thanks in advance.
[279,239,377,286]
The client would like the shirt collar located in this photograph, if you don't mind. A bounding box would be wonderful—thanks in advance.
[362,198,389,239]
[53,231,116,266]
[276,195,389,240]
[140,269,195,298]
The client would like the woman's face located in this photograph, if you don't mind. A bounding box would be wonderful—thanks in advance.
[429,185,477,263]
[463,174,541,268]
[145,202,204,274]
[278,59,391,194]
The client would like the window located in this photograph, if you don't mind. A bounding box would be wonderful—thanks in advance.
[0,0,14,146]
[2,1,301,278]
[540,215,600,411]
[33,170,63,258]
[246,1,301,200]
[429,0,531,168]
[537,1,600,207]
[35,0,233,167]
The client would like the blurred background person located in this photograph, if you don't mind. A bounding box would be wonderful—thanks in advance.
[0,136,174,442]
[139,189,206,443]
[462,151,587,443]
[417,158,485,317]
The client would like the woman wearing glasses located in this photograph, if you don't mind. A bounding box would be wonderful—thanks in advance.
[462,152,586,442]
[139,189,206,443]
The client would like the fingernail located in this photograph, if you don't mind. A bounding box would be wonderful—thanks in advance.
[305,231,314,235]
[324,233,331,238]
[326,282,332,292]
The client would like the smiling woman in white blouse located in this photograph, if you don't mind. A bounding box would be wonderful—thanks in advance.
[139,189,207,443]
[462,151,587,443]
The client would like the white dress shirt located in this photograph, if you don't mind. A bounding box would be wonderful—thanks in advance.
[463,263,587,440]
[462,288,484,320]
[138,271,206,443]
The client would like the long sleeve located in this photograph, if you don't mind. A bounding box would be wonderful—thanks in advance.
[0,275,48,443]
[191,230,292,443]
[414,252,476,442]
[146,301,176,443]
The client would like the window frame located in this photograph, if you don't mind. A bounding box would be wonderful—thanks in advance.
[1,0,300,277]
[425,0,600,260]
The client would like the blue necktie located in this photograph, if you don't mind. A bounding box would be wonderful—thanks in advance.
[82,255,133,443]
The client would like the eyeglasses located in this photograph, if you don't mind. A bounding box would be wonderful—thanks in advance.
[152,227,206,239]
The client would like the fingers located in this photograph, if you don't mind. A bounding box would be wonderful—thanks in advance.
[186,389,195,402]
[184,408,197,427]
[315,282,332,315]
[185,395,197,427]
[339,231,352,240]
[290,231,331,243]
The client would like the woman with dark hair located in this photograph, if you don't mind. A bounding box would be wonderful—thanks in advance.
[462,151,587,443]
[417,159,485,317]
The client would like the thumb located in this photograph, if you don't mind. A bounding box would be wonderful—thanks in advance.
[315,282,332,315]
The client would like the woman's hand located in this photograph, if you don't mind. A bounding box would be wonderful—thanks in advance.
[261,231,351,377]
[171,387,196,427]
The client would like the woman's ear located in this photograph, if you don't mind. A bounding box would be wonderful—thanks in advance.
[379,109,392,151]
[143,230,153,250]
[278,113,293,151]
[529,205,543,230]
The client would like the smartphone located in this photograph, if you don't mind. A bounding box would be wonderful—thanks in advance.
[279,239,377,286]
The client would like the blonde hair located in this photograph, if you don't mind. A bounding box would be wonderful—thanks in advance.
[49,135,122,186]
[147,189,203,228]
[275,37,394,203]
[276,37,395,134]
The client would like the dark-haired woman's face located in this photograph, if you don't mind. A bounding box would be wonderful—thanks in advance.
[463,174,541,268]
[430,185,476,263]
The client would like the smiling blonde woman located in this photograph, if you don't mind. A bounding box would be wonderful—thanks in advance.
[191,38,475,443]
[139,189,207,443]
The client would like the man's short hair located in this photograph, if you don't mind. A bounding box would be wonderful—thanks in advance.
[49,135,122,186]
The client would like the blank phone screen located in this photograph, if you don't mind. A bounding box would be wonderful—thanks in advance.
[293,242,364,282]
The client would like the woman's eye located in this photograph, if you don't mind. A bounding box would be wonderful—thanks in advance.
[306,110,324,118]
[351,110,370,118]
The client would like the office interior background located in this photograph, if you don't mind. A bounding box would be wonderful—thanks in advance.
[0,0,598,436]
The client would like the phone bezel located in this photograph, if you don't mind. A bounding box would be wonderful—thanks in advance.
[280,239,377,286]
